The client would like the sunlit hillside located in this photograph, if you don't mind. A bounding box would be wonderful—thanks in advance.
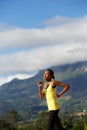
[0,61,87,119]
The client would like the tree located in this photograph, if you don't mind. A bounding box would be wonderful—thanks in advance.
[0,117,16,130]
[7,109,19,128]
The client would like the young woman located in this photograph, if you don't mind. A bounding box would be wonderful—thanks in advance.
[38,69,70,130]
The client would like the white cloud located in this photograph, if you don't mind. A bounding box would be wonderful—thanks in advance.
[0,16,87,85]
[0,16,87,50]
[0,43,87,74]
[42,15,87,26]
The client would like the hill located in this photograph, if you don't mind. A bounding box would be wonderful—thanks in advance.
[0,61,87,119]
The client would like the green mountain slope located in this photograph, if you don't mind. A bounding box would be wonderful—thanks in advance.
[0,61,87,118]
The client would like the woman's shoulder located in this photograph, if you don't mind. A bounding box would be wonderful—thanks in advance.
[51,79,58,84]
[51,80,57,88]
[51,80,61,86]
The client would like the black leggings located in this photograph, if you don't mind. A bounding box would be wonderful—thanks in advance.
[48,110,66,130]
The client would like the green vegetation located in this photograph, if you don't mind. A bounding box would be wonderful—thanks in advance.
[0,109,87,130]
[84,124,87,130]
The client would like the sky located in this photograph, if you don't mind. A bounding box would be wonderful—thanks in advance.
[0,0,87,85]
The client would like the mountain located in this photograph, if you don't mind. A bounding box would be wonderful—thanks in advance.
[0,61,87,119]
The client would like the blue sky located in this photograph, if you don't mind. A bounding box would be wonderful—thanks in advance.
[0,0,87,85]
[1,0,87,28]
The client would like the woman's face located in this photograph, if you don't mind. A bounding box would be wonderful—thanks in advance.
[44,70,52,81]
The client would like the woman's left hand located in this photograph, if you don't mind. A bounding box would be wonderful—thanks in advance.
[55,94,61,98]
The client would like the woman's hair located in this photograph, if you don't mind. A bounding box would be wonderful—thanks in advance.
[46,69,55,79]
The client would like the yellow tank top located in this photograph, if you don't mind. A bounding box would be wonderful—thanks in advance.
[44,82,60,111]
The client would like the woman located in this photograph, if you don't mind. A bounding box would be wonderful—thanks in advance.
[38,69,70,130]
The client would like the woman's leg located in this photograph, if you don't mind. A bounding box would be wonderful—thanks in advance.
[48,110,56,130]
[48,110,66,130]
[55,110,67,130]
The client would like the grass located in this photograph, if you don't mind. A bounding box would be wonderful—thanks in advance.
[84,124,87,130]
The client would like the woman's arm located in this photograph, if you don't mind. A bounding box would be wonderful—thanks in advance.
[55,80,70,98]
[38,81,45,99]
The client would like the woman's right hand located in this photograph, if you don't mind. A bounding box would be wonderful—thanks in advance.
[38,81,43,88]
